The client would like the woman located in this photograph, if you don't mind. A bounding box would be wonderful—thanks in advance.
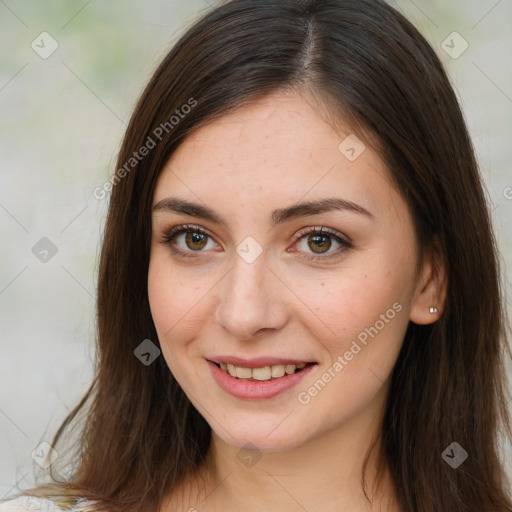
[2,0,511,510]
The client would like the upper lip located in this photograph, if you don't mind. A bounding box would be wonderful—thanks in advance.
[207,356,316,367]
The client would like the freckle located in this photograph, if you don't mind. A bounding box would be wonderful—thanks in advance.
[321,282,325,286]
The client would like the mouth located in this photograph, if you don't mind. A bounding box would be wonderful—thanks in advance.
[207,360,317,382]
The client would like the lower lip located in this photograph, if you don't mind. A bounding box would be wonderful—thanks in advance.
[207,360,316,400]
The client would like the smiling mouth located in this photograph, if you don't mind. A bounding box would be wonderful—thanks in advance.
[210,361,317,381]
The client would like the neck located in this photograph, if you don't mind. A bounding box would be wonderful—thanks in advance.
[165,379,400,512]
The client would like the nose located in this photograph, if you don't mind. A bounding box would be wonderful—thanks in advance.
[215,250,288,340]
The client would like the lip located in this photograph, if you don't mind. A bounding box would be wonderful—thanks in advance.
[207,355,315,367]
[207,359,317,400]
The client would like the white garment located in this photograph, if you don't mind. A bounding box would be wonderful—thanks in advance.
[0,496,97,511]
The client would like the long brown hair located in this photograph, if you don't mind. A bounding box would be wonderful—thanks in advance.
[10,0,512,510]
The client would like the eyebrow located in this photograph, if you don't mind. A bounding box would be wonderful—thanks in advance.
[153,196,375,226]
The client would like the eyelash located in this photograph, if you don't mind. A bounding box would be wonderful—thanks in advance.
[159,223,352,262]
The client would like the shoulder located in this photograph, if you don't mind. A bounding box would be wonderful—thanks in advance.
[0,495,99,511]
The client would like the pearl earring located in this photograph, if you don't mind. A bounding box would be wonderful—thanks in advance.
[429,306,438,314]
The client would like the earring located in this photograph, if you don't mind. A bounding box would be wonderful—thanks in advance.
[429,306,438,314]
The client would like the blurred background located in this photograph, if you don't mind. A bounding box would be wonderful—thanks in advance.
[1,0,511,499]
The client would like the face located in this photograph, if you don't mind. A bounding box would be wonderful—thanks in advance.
[148,89,422,452]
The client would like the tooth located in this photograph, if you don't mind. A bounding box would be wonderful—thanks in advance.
[220,363,306,379]
[235,366,252,379]
[252,366,271,381]
[285,364,296,375]
[271,364,286,378]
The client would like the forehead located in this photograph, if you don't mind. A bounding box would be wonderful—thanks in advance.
[153,91,398,221]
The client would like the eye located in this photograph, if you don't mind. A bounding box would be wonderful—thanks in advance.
[292,226,352,262]
[159,224,219,258]
[159,224,352,261]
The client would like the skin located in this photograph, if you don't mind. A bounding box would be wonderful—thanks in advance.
[148,89,446,512]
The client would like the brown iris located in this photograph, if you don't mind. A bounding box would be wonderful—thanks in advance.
[185,231,208,250]
[307,234,332,254]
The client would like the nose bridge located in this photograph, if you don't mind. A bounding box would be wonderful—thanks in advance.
[215,246,284,338]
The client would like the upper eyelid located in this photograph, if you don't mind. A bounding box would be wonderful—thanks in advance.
[162,224,351,252]
[295,225,350,241]
[162,223,348,242]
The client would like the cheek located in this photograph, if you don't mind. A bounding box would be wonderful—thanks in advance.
[293,272,408,417]
[147,254,209,350]
[299,251,413,376]
[147,256,218,388]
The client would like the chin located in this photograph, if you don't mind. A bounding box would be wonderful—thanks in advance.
[212,422,309,453]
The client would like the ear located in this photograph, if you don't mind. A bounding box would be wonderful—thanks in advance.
[409,235,447,325]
